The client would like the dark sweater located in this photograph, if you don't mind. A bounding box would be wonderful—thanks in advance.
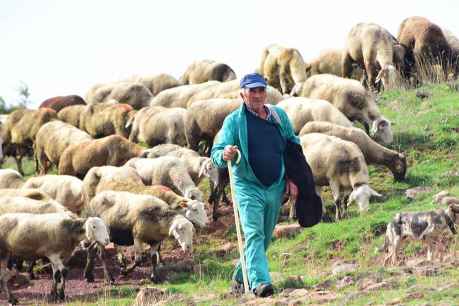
[246,108,285,187]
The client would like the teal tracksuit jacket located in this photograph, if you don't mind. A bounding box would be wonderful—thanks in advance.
[211,103,299,289]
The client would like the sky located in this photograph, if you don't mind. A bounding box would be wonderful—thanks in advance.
[1,0,459,108]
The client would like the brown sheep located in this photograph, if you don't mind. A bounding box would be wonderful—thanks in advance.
[180,59,236,84]
[80,103,136,138]
[57,104,86,128]
[398,16,456,82]
[34,121,92,174]
[258,44,307,94]
[1,108,57,174]
[342,23,407,91]
[39,95,86,112]
[58,135,145,179]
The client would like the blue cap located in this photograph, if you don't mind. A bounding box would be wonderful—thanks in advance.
[240,73,267,89]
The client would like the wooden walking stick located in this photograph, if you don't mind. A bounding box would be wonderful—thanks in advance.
[227,148,250,294]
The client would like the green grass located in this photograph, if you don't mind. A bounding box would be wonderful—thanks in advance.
[2,83,459,305]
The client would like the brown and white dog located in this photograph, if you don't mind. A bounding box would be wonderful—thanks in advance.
[382,204,459,265]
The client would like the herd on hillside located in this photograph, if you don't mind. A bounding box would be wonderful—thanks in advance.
[0,16,458,304]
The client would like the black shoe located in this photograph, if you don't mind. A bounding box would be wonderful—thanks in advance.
[230,280,244,296]
[253,283,274,297]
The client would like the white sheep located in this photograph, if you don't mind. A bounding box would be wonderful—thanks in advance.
[0,169,24,188]
[0,213,109,304]
[150,81,221,108]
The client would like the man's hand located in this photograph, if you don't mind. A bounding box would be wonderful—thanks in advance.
[284,179,298,199]
[223,145,239,161]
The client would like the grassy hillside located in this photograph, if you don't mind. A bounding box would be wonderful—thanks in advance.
[2,83,459,305]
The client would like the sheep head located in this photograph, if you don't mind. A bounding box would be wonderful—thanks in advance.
[198,158,219,186]
[169,215,194,253]
[370,117,393,145]
[184,187,204,202]
[391,153,407,181]
[183,200,209,228]
[85,217,110,246]
[347,184,382,212]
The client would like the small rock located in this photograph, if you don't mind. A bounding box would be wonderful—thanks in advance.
[288,288,308,298]
[273,224,302,239]
[405,186,432,200]
[309,290,337,304]
[133,287,166,306]
[332,262,358,275]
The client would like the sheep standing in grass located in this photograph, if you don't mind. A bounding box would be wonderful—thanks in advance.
[34,121,92,174]
[0,213,109,304]
[58,135,145,179]
[83,191,194,283]
[22,175,85,214]
[292,74,393,145]
[300,121,407,181]
[125,156,204,201]
[300,133,382,220]
[277,97,353,134]
[0,169,24,188]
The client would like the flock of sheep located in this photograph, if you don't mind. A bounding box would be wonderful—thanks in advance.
[0,16,459,304]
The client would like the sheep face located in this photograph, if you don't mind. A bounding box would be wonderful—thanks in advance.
[198,158,219,186]
[370,117,393,145]
[392,153,407,181]
[185,187,204,202]
[184,200,209,228]
[169,215,194,253]
[347,184,382,212]
[85,217,110,246]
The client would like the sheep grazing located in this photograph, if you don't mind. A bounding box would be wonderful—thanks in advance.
[1,108,57,174]
[39,95,86,112]
[150,81,220,108]
[95,181,209,228]
[22,175,85,214]
[305,49,365,81]
[125,156,204,201]
[34,120,92,174]
[180,59,236,84]
[277,97,353,134]
[57,104,86,128]
[0,213,109,304]
[292,74,393,145]
[58,135,145,179]
[300,121,407,181]
[85,81,153,110]
[129,106,188,147]
[258,44,307,94]
[342,23,407,91]
[382,204,459,265]
[83,190,194,283]
[184,98,242,154]
[79,103,136,138]
[82,165,144,203]
[129,73,181,96]
[300,133,382,220]
[0,169,24,188]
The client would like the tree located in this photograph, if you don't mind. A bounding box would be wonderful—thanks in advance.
[0,96,6,113]
[16,81,31,107]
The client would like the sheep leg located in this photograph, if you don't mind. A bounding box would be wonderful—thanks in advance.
[83,245,97,283]
[121,240,148,276]
[426,239,435,262]
[48,255,66,301]
[0,257,18,305]
[98,246,115,284]
[14,155,24,176]
[149,242,162,283]
[341,52,354,78]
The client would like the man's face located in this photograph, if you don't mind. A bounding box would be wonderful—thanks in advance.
[240,87,267,107]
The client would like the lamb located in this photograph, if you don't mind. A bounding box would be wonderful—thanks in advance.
[58,135,145,179]
[22,175,85,214]
[0,212,109,304]
[258,44,307,94]
[305,49,365,81]
[95,181,209,228]
[277,97,353,134]
[292,74,393,145]
[57,104,86,128]
[39,95,86,112]
[150,81,220,108]
[382,204,459,265]
[300,133,382,220]
[83,190,194,283]
[1,108,57,174]
[124,156,204,201]
[129,73,181,96]
[129,106,188,147]
[342,23,407,91]
[300,121,407,181]
[79,103,136,138]
[180,59,236,84]
[0,169,24,188]
[82,165,144,203]
[85,81,153,110]
[184,98,242,153]
[34,120,92,174]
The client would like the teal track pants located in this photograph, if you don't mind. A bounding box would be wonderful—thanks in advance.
[232,180,284,289]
